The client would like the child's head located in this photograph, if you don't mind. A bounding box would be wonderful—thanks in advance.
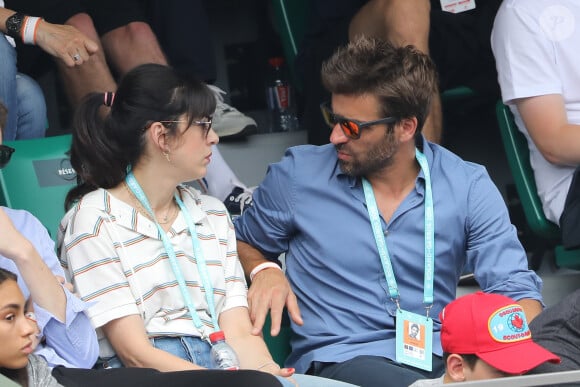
[440,291,560,382]
[0,268,36,370]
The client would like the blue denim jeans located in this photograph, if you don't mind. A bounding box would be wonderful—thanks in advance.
[0,35,46,140]
[102,336,212,369]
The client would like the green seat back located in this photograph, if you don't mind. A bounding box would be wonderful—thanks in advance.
[271,0,309,91]
[262,312,292,367]
[496,101,580,269]
[0,135,75,242]
[441,86,476,103]
[495,101,560,239]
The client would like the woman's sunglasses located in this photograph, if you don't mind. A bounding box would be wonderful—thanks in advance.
[320,102,397,139]
[0,145,15,169]
[160,119,213,138]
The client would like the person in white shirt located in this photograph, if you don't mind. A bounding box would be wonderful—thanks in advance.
[491,0,580,249]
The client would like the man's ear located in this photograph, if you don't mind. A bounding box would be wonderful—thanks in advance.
[397,116,418,142]
[446,354,467,382]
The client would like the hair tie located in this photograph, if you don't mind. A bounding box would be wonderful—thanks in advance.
[103,92,115,107]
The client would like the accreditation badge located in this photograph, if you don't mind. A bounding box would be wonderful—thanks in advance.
[396,309,433,371]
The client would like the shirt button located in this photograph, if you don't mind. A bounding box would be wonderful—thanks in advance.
[384,230,389,236]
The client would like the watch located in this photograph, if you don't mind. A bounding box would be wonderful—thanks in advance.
[5,12,26,39]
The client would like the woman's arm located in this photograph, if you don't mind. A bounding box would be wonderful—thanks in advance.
[1,208,99,368]
[0,208,67,321]
[102,314,205,371]
[219,306,294,377]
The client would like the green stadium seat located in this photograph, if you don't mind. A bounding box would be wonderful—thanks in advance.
[262,311,292,367]
[271,0,309,91]
[0,135,75,242]
[495,101,580,270]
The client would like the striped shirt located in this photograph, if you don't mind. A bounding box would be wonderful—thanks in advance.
[59,186,247,358]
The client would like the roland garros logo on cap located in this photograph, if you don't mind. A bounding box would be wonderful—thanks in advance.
[487,304,531,343]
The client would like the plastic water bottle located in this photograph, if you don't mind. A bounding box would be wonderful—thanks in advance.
[266,57,299,132]
[209,331,240,370]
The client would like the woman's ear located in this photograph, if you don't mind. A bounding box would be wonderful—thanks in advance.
[446,354,467,382]
[148,121,170,152]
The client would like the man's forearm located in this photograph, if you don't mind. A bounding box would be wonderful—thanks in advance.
[236,240,270,279]
[518,298,543,323]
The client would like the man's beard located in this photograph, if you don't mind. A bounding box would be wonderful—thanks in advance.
[337,129,399,177]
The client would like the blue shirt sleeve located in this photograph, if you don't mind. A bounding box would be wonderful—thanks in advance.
[465,170,544,303]
[1,208,99,368]
[235,147,298,259]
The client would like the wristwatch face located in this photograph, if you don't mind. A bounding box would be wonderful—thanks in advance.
[6,13,25,37]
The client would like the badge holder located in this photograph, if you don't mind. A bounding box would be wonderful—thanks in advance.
[396,309,433,372]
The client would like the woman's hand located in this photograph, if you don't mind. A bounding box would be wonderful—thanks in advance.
[258,362,297,386]
[258,361,295,377]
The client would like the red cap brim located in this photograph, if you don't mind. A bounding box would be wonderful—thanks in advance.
[477,341,561,375]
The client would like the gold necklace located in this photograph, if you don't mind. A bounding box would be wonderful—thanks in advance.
[124,182,177,224]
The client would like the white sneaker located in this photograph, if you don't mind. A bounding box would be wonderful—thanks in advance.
[208,85,258,140]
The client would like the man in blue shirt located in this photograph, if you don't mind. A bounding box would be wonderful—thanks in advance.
[234,37,543,387]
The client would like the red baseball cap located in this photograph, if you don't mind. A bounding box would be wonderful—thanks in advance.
[440,291,560,374]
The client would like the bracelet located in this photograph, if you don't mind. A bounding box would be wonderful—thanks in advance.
[249,262,282,282]
[257,361,280,371]
[22,16,42,45]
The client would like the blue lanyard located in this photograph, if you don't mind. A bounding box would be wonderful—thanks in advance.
[362,148,435,314]
[125,172,220,339]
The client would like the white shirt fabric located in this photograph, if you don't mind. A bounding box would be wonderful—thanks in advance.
[408,375,445,386]
[59,186,248,358]
[491,0,580,224]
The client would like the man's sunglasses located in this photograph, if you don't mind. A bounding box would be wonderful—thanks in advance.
[0,145,15,169]
[320,102,397,139]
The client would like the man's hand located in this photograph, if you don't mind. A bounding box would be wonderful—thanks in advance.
[247,268,303,336]
[35,20,98,67]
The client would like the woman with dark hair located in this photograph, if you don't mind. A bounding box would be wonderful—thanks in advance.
[0,267,64,386]
[58,64,351,386]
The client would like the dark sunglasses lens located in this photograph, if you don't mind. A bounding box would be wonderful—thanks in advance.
[341,120,359,138]
[0,146,15,168]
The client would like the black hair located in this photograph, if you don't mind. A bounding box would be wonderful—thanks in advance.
[0,268,27,387]
[65,63,216,209]
[0,267,17,284]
